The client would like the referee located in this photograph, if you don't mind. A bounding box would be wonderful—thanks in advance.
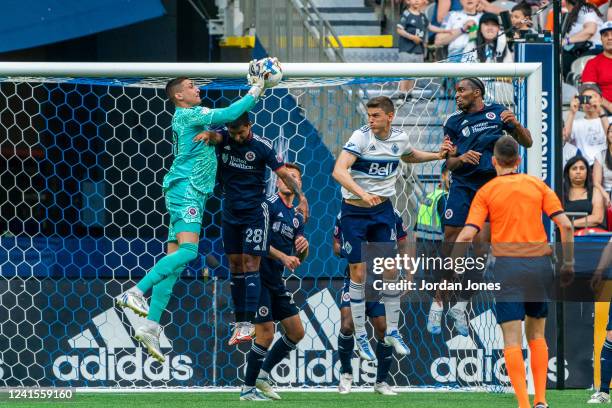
[454,135,574,408]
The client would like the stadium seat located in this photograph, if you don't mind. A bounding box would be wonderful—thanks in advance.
[599,2,609,17]
[566,54,597,86]
[574,227,609,236]
[491,0,517,11]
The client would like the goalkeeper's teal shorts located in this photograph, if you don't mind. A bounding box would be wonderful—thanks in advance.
[164,180,208,242]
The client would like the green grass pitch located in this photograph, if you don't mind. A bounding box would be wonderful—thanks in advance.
[2,390,592,408]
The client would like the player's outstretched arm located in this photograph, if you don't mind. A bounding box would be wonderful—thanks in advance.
[332,150,378,205]
[276,166,309,222]
[401,139,452,163]
[268,245,301,272]
[501,110,533,148]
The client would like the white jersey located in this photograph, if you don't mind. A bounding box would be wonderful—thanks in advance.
[341,125,413,200]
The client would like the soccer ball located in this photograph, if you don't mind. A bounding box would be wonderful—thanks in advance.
[259,57,283,88]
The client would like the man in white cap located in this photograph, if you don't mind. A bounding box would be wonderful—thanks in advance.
[583,21,612,114]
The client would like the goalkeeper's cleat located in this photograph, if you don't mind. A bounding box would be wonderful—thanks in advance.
[134,325,165,363]
[427,303,443,335]
[239,386,270,401]
[588,391,611,403]
[355,333,376,361]
[117,290,149,317]
[448,305,469,337]
[255,378,281,400]
[228,322,256,346]
[384,329,411,356]
[374,382,398,396]
[533,403,549,408]
[338,373,353,394]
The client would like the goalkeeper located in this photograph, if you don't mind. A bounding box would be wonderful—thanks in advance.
[117,64,270,363]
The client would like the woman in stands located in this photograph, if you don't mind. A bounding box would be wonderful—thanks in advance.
[594,124,612,207]
[461,12,512,63]
[563,155,607,231]
[562,0,604,79]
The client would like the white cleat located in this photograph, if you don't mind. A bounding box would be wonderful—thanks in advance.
[374,381,398,396]
[588,391,611,403]
[355,333,376,361]
[229,322,256,346]
[427,303,443,335]
[338,373,353,394]
[116,290,149,317]
[384,329,411,356]
[240,386,270,401]
[134,325,165,363]
[256,377,281,400]
[448,305,469,337]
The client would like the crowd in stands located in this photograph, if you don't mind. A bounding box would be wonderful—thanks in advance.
[393,0,612,232]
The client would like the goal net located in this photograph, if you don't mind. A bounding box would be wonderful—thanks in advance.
[0,62,542,389]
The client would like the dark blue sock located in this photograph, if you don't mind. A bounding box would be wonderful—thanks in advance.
[231,274,246,322]
[244,342,268,387]
[244,271,261,322]
[375,340,393,383]
[601,339,612,393]
[262,335,297,373]
[338,330,354,374]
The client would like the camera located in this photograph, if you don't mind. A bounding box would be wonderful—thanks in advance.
[578,95,592,105]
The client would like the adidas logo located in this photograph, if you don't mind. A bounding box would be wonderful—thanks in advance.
[278,212,284,218]
[368,145,376,151]
[52,293,193,382]
[461,119,469,125]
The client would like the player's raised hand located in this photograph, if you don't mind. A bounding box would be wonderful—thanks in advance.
[500,110,520,127]
[295,235,309,254]
[282,254,301,272]
[297,195,309,223]
[361,192,383,207]
[458,150,481,165]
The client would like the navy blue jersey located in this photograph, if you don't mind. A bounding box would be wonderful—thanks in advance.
[260,194,306,288]
[216,130,284,211]
[444,103,515,188]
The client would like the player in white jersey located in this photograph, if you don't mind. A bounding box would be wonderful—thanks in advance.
[332,96,452,360]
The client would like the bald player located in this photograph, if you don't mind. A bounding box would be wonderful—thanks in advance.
[455,136,574,408]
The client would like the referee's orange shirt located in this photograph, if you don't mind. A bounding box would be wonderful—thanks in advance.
[464,173,564,257]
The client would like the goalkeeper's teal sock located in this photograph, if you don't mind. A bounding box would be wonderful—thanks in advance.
[147,269,181,323]
[136,243,198,294]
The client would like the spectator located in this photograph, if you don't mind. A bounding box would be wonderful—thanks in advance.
[593,124,612,205]
[429,0,463,38]
[562,0,604,79]
[435,0,482,61]
[511,2,538,39]
[582,22,612,114]
[462,13,512,62]
[563,155,606,229]
[397,0,450,99]
[563,83,608,166]
[563,140,583,169]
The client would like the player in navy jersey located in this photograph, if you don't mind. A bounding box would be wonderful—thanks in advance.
[333,96,452,361]
[194,113,308,346]
[239,163,308,401]
[333,209,409,395]
[436,77,532,335]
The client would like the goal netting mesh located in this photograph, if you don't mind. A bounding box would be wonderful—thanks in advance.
[0,69,527,389]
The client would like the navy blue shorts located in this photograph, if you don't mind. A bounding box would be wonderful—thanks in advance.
[443,184,477,227]
[607,302,612,331]
[339,199,396,264]
[255,283,299,324]
[494,301,548,324]
[222,203,270,256]
[339,277,385,318]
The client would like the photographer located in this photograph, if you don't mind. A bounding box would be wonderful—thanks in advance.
[563,83,608,166]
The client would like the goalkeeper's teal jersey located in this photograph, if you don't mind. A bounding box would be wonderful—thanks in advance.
[162,94,258,194]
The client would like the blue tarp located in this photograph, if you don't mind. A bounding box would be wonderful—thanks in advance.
[0,0,165,52]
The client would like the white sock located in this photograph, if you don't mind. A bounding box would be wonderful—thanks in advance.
[431,300,443,312]
[129,286,144,296]
[258,370,269,380]
[452,301,468,312]
[383,289,401,333]
[349,280,366,336]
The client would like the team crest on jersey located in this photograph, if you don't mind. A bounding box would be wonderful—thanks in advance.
[391,143,399,154]
[344,241,352,254]
[342,292,351,303]
[258,306,269,317]
[293,218,299,228]
[186,207,199,219]
[245,151,256,161]
[445,209,454,219]
[462,127,471,137]
[486,112,496,120]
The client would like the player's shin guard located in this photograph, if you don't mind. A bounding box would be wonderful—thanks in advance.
[375,340,393,383]
[261,334,297,373]
[244,271,261,322]
[528,338,548,405]
[230,274,246,322]
[382,288,401,332]
[349,281,366,335]
[504,345,531,408]
[136,243,198,294]
[600,339,612,394]
[338,330,355,374]
[245,342,268,387]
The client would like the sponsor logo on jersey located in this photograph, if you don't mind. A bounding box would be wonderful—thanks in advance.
[368,162,396,176]
[245,151,256,161]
